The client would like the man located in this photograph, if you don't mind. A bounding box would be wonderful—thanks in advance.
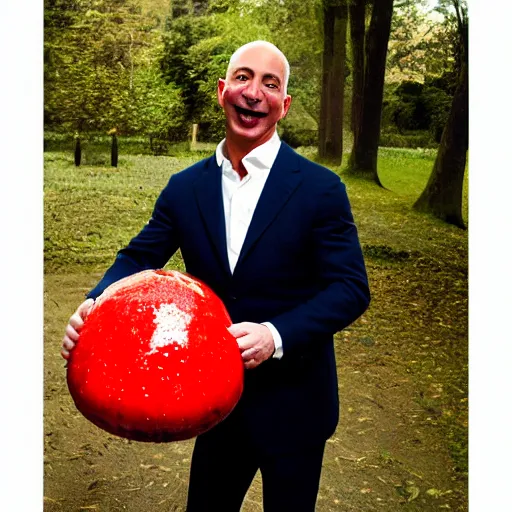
[62,40,370,511]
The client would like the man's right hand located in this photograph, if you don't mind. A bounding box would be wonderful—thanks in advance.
[61,298,95,360]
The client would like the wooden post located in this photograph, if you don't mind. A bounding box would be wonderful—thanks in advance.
[111,133,118,167]
[109,128,118,167]
[74,134,81,167]
[191,123,198,146]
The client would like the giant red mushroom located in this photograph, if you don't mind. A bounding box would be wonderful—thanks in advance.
[66,269,244,442]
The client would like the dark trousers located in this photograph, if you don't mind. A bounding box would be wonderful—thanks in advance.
[186,429,326,511]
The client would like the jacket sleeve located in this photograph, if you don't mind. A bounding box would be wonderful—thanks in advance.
[87,177,179,300]
[269,177,370,357]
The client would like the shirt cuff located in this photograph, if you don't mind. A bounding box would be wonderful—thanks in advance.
[261,322,283,360]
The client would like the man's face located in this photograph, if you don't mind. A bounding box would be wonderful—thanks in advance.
[217,45,292,148]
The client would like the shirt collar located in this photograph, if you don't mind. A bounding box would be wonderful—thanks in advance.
[215,131,281,175]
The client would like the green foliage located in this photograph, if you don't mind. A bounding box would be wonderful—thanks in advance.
[387,0,459,84]
[45,0,463,154]
[44,131,208,159]
[387,81,429,131]
[159,0,323,141]
[379,131,437,149]
[384,0,467,153]
[44,0,326,144]
[421,85,453,141]
[44,0,182,136]
[160,9,283,139]
[131,66,187,141]
[280,128,318,149]
[381,79,451,144]
[279,98,319,148]
[160,14,219,121]
[425,70,458,96]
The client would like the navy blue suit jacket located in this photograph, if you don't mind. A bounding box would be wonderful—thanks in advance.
[88,142,370,453]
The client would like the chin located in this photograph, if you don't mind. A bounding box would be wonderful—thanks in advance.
[229,124,272,144]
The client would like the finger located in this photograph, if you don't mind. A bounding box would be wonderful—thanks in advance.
[61,347,70,360]
[241,347,258,361]
[236,334,257,351]
[78,298,95,319]
[69,312,85,331]
[244,359,259,370]
[228,322,251,338]
[65,324,80,342]
[70,299,95,330]
[62,335,75,351]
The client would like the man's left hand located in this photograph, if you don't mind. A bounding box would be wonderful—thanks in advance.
[228,322,275,369]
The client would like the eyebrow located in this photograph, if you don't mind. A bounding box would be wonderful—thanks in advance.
[232,67,282,85]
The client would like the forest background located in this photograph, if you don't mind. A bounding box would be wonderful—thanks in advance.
[42,0,470,227]
[1,0,511,511]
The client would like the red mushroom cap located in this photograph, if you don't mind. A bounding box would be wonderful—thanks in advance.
[67,270,244,442]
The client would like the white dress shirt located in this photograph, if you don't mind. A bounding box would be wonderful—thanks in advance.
[215,131,284,359]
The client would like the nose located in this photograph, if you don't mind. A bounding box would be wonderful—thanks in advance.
[242,80,263,105]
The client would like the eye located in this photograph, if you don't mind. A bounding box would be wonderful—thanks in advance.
[235,74,248,81]
[263,77,280,90]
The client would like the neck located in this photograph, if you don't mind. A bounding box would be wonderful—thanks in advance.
[224,129,275,173]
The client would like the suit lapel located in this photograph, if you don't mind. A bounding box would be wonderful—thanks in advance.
[236,143,302,270]
[193,157,231,276]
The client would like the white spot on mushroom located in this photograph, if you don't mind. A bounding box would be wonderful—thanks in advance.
[146,303,192,354]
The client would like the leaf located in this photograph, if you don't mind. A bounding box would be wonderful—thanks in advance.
[140,463,157,470]
[395,481,420,502]
[406,484,420,501]
[359,336,375,346]
[44,497,62,504]
[87,480,99,491]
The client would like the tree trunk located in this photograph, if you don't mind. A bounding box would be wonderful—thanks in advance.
[347,0,394,185]
[413,61,468,228]
[349,0,365,135]
[318,1,348,165]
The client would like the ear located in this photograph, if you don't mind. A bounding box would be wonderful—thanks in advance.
[217,78,226,108]
[280,94,292,119]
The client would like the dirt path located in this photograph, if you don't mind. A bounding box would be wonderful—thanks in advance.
[44,266,467,511]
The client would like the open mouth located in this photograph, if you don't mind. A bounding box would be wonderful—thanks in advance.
[234,105,267,118]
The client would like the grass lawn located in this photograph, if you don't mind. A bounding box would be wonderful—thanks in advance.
[44,146,468,511]
[44,146,467,273]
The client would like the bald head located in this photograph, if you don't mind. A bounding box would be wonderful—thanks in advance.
[226,41,290,96]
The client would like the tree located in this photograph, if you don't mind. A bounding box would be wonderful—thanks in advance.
[44,0,184,135]
[318,0,349,165]
[160,0,323,142]
[46,0,131,131]
[161,6,276,140]
[348,0,366,134]
[413,0,468,228]
[45,0,326,145]
[347,0,394,185]
[386,0,460,86]
[130,66,187,146]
